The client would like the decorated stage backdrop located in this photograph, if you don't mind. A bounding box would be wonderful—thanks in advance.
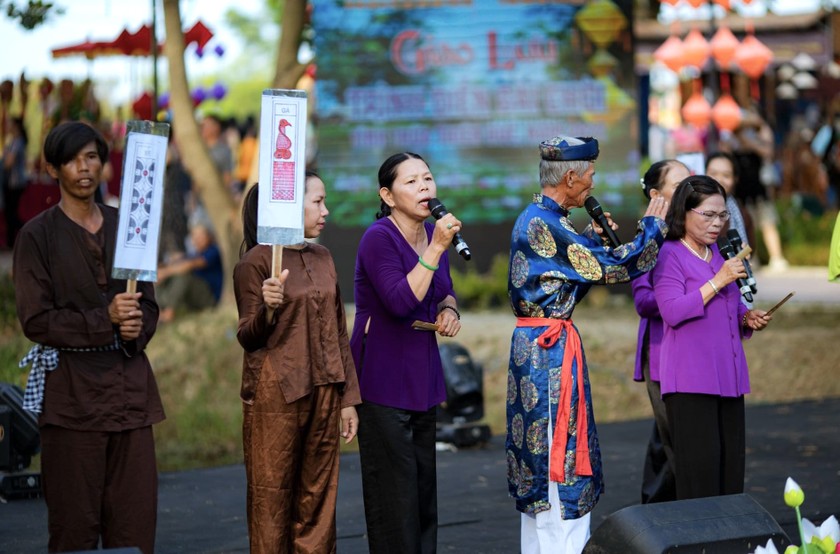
[312,0,638,228]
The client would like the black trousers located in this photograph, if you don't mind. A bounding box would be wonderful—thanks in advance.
[357,401,437,554]
[664,393,745,500]
[641,348,676,504]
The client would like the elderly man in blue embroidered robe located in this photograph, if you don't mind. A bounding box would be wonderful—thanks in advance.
[506,135,669,553]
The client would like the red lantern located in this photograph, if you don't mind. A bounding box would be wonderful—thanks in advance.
[711,27,739,69]
[735,34,773,79]
[654,35,686,74]
[711,94,742,132]
[682,29,710,69]
[682,90,712,129]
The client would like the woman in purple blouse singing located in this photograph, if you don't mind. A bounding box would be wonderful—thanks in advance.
[652,175,772,500]
[350,152,462,554]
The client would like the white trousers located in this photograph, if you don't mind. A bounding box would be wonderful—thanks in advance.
[520,398,592,554]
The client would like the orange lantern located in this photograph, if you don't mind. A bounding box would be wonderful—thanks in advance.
[713,0,731,8]
[711,94,742,132]
[685,0,705,7]
[682,29,710,69]
[711,27,739,69]
[682,90,712,129]
[661,0,679,5]
[654,35,686,74]
[735,34,773,79]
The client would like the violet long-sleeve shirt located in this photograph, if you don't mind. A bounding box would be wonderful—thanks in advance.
[350,218,455,411]
[652,240,752,397]
[631,271,665,382]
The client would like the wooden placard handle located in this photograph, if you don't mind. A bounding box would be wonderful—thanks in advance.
[126,279,137,294]
[271,245,283,279]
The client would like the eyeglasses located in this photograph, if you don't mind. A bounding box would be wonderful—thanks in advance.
[690,208,730,222]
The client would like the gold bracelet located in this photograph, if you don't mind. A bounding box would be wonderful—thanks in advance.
[708,279,719,294]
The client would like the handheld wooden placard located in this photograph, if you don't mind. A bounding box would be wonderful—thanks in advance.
[256,89,308,251]
[112,120,170,285]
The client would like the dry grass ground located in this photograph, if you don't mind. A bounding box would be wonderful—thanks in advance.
[2,293,837,471]
[444,291,840,436]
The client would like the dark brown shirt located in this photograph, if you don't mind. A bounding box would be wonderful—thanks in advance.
[13,205,165,431]
[233,243,360,408]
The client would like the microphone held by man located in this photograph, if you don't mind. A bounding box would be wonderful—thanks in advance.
[584,195,622,248]
[428,198,472,260]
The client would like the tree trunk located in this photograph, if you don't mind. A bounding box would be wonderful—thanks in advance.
[272,0,308,89]
[162,0,240,300]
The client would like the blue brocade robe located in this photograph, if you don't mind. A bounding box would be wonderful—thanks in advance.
[506,193,667,518]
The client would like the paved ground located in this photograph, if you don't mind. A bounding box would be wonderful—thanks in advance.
[2,398,838,553]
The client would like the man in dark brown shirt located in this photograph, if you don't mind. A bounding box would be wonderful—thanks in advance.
[13,122,165,554]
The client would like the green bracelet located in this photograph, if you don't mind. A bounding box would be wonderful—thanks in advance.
[418,255,439,271]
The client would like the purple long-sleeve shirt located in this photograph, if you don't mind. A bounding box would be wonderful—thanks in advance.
[631,271,664,382]
[652,240,752,397]
[350,217,454,411]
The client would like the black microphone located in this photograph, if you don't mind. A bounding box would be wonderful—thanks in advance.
[717,239,754,303]
[428,198,472,261]
[584,196,621,248]
[726,229,758,294]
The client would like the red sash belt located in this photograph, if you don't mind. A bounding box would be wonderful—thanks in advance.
[516,317,592,482]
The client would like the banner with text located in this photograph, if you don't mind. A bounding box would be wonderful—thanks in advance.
[312,0,637,227]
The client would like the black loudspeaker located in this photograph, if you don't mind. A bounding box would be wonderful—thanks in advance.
[584,494,791,553]
[67,546,143,554]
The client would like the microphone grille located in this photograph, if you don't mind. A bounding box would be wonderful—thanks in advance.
[428,198,445,218]
[583,196,602,216]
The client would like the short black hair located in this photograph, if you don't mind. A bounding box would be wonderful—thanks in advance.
[666,175,726,240]
[43,122,109,169]
[375,152,427,220]
[705,151,739,181]
[641,159,688,199]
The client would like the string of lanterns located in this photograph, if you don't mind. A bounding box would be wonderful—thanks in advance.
[653,0,773,132]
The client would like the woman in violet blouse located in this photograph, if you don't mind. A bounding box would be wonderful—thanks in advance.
[350,152,462,554]
[633,159,690,504]
[652,175,772,500]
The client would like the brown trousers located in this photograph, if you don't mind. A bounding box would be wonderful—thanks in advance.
[39,425,158,554]
[243,379,341,554]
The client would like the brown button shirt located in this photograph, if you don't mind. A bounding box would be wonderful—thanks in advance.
[233,243,360,408]
[13,205,165,431]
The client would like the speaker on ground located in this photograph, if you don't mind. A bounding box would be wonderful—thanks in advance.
[583,493,790,553]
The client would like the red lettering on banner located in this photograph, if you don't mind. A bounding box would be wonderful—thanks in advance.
[488,31,559,70]
[391,29,474,76]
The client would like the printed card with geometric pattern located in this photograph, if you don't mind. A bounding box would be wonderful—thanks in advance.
[113,121,170,282]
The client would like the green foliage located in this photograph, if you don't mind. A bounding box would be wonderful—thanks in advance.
[767,202,836,266]
[450,254,510,310]
[2,0,63,30]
